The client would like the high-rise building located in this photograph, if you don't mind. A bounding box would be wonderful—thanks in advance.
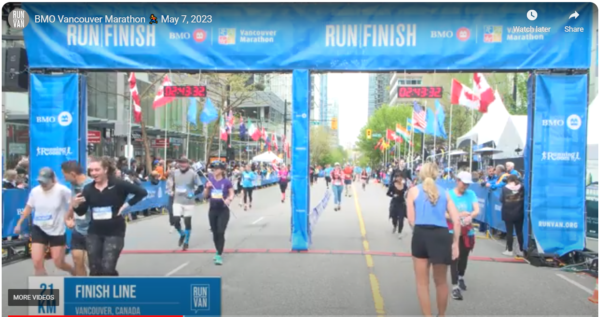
[328,100,340,147]
[367,73,391,117]
[311,74,322,121]
[320,74,329,123]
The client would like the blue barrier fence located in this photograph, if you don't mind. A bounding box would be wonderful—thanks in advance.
[2,175,282,239]
[380,176,506,233]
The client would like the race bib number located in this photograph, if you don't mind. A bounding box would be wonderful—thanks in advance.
[211,189,223,199]
[92,206,113,220]
[34,214,53,229]
[175,186,188,194]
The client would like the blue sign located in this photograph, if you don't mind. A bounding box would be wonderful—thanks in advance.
[29,74,80,188]
[529,74,588,256]
[29,276,221,316]
[2,189,30,238]
[21,3,592,70]
[122,181,169,214]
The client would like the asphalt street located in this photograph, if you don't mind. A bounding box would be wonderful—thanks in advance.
[2,180,598,316]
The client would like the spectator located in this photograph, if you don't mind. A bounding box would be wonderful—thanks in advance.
[154,160,167,180]
[499,174,525,256]
[3,169,19,189]
[505,162,521,179]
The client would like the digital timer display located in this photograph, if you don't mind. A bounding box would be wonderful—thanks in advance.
[398,86,443,99]
[164,86,207,97]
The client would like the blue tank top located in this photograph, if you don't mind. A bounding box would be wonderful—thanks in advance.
[413,184,448,228]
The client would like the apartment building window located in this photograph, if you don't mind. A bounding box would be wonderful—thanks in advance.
[398,78,422,86]
[87,73,118,120]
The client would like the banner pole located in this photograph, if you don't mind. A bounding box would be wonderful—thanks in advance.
[469,109,474,172]
[186,122,190,158]
[447,103,453,169]
[127,93,132,169]
[203,123,208,164]
[164,105,168,160]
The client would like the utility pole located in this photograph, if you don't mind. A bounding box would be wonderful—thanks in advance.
[226,84,231,160]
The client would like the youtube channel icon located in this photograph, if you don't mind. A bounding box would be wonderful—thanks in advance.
[193,29,207,43]
[457,27,470,41]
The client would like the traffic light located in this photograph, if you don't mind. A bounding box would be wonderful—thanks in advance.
[331,117,338,130]
[366,129,372,139]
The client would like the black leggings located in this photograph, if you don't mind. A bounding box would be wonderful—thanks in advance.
[243,187,254,204]
[86,234,125,276]
[389,201,406,233]
[168,195,175,226]
[208,208,231,255]
[450,235,472,285]
[505,218,524,252]
[279,180,288,193]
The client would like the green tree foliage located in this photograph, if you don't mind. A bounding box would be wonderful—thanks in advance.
[322,146,348,166]
[310,126,332,164]
[356,105,413,165]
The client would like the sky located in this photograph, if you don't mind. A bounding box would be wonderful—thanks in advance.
[327,73,369,148]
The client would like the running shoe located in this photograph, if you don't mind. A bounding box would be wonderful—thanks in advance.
[215,255,223,265]
[502,250,513,256]
[182,243,189,251]
[392,226,397,233]
[178,235,185,247]
[170,226,175,234]
[458,278,467,291]
[451,288,463,300]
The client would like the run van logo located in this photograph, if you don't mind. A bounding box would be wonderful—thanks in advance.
[36,147,73,156]
[191,284,210,311]
[483,25,502,43]
[218,28,236,45]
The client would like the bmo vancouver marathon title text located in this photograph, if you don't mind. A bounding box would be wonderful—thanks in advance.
[35,15,146,24]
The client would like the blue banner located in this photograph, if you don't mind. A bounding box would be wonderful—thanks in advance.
[21,3,592,71]
[79,75,88,170]
[530,74,588,256]
[2,189,30,238]
[29,74,80,187]
[28,276,221,316]
[122,181,169,214]
[291,70,310,251]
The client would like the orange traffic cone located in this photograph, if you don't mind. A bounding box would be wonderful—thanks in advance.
[589,279,598,304]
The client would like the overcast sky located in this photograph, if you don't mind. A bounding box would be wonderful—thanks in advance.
[327,73,369,148]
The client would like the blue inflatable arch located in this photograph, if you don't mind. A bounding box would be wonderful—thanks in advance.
[22,3,593,251]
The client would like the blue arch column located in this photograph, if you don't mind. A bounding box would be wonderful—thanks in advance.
[290,70,311,251]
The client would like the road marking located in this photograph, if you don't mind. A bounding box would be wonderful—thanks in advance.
[556,273,594,295]
[165,262,189,276]
[352,185,386,316]
[252,217,264,225]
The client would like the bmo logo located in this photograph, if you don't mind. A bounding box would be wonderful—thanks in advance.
[542,119,564,127]
[193,29,207,43]
[431,30,454,38]
[456,27,471,41]
[169,32,191,40]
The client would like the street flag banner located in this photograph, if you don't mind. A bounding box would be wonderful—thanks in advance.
[412,102,427,132]
[395,123,410,141]
[200,98,219,124]
[22,276,221,316]
[528,74,587,256]
[187,97,198,126]
[239,116,247,139]
[451,78,487,113]
[152,75,175,109]
[248,118,260,141]
[128,72,142,123]
[386,129,401,143]
[219,116,228,141]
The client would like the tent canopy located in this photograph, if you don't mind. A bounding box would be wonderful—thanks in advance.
[252,151,282,163]
[456,90,510,148]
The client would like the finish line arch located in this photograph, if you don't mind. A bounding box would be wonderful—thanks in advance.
[21,2,593,252]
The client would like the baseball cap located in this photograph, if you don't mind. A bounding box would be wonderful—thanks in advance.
[37,167,55,184]
[178,156,190,163]
[456,171,473,184]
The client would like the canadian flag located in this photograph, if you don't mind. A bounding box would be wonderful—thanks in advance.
[451,79,483,112]
[152,75,176,109]
[272,133,278,151]
[248,119,261,141]
[261,127,267,141]
[473,73,496,113]
[128,73,142,123]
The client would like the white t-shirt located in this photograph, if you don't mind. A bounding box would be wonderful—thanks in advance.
[27,183,71,236]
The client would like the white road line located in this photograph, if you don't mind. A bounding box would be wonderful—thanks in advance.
[556,273,594,295]
[252,217,264,225]
[165,262,189,276]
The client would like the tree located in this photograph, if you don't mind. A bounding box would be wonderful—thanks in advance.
[356,105,413,164]
[322,145,347,166]
[310,126,332,164]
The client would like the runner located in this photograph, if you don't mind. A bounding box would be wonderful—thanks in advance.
[343,163,353,197]
[387,172,408,238]
[204,161,234,265]
[406,162,460,317]
[62,161,93,276]
[14,167,75,276]
[324,164,332,189]
[72,156,147,276]
[232,165,243,206]
[360,168,368,190]
[278,163,290,203]
[331,163,344,211]
[309,165,315,186]
[241,163,257,211]
[446,171,479,300]
[167,156,202,251]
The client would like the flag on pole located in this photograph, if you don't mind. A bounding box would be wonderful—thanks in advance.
[152,75,176,109]
[451,78,489,113]
[272,133,278,151]
[396,123,411,143]
[248,119,261,141]
[425,100,448,139]
[226,110,234,133]
[187,97,197,126]
[239,116,247,139]
[261,127,267,141]
[473,73,496,113]
[374,137,384,150]
[219,116,228,141]
[200,98,219,124]
[387,129,401,143]
[412,101,427,132]
[128,73,142,123]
